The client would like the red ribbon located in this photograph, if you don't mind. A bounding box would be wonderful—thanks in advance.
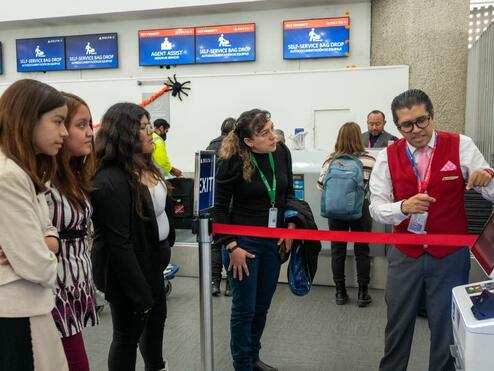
[212,223,478,247]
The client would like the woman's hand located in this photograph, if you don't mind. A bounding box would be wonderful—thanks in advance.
[277,222,296,253]
[228,247,255,281]
[44,236,60,254]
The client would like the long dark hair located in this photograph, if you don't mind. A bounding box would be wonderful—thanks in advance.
[0,79,66,193]
[219,109,271,182]
[51,92,95,210]
[95,102,163,217]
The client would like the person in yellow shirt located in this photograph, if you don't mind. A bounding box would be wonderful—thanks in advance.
[152,119,182,177]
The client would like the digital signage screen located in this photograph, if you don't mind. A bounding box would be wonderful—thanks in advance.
[195,23,255,64]
[139,28,195,66]
[283,17,350,60]
[16,36,65,72]
[65,33,118,70]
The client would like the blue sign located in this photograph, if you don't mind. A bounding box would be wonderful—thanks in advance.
[16,37,66,72]
[196,23,255,64]
[283,17,350,59]
[65,33,118,70]
[195,151,216,215]
[139,28,195,66]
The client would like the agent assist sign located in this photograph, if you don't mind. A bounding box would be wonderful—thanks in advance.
[194,151,216,215]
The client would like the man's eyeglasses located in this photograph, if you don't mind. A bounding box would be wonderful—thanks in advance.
[397,115,431,133]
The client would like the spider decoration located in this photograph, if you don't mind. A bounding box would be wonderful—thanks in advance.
[165,74,191,101]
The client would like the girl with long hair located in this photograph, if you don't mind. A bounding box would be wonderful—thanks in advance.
[317,122,376,307]
[0,79,69,370]
[215,109,295,371]
[45,92,98,371]
[91,103,175,371]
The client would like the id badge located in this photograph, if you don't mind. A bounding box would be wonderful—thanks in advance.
[268,207,278,228]
[408,212,428,234]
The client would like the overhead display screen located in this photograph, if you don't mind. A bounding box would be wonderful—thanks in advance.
[283,17,350,59]
[65,33,118,70]
[139,28,195,66]
[16,36,66,72]
[195,23,255,64]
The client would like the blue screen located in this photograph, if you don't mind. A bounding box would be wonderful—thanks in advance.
[196,24,255,64]
[16,37,65,72]
[139,29,195,66]
[65,33,118,70]
[283,18,350,59]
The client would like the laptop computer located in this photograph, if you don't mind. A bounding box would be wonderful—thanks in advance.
[472,212,494,279]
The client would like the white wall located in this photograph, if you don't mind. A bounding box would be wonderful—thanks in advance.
[0,2,397,172]
[0,3,370,82]
[0,0,262,23]
[168,66,407,171]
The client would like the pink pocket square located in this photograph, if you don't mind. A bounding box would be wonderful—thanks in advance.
[440,161,457,171]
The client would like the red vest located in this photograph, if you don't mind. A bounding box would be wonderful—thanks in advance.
[387,131,468,258]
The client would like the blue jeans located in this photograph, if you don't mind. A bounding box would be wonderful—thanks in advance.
[223,236,281,371]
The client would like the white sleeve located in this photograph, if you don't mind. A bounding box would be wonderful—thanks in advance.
[459,135,494,202]
[369,149,410,225]
[0,172,58,288]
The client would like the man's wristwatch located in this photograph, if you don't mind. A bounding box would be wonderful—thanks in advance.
[227,244,239,254]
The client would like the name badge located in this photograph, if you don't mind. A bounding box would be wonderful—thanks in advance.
[408,212,428,234]
[268,207,278,228]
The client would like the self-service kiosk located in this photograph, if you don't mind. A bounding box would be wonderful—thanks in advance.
[451,213,494,371]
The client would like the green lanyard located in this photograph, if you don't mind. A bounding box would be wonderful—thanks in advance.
[251,152,276,206]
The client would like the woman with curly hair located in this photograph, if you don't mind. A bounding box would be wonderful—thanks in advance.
[214,109,295,371]
[91,103,175,371]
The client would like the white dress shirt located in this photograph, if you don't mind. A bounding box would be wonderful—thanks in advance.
[369,132,494,226]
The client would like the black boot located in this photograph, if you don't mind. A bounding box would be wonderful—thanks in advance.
[224,279,232,297]
[357,284,372,307]
[211,281,221,297]
[253,360,278,371]
[335,283,348,305]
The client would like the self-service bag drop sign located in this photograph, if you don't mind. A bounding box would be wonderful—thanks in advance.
[194,150,216,215]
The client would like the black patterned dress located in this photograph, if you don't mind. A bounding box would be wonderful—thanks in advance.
[45,187,98,338]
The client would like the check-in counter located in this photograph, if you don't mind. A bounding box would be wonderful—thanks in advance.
[284,148,390,289]
[172,152,391,289]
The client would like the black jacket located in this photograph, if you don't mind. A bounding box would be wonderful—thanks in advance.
[206,135,225,154]
[91,165,175,313]
[285,198,322,282]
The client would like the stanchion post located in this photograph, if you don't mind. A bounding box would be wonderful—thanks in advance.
[193,150,216,371]
[196,214,214,371]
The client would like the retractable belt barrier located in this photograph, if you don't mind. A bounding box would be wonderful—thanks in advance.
[212,223,478,247]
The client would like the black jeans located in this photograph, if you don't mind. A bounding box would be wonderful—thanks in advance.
[211,241,223,284]
[328,200,371,286]
[108,241,170,371]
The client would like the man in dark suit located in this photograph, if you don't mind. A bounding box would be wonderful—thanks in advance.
[361,110,398,148]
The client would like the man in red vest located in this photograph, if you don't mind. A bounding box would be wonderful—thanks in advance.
[369,89,494,371]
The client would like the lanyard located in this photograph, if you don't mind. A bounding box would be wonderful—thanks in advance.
[405,136,437,193]
[251,152,276,206]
